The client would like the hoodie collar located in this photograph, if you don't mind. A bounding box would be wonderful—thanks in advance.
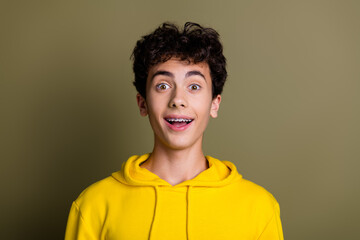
[112,153,242,187]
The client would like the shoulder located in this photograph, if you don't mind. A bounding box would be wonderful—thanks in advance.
[74,175,125,208]
[232,177,280,211]
[238,178,277,199]
[208,156,279,208]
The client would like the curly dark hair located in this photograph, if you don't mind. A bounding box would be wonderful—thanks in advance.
[131,22,227,99]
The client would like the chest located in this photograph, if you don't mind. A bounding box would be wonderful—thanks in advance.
[101,186,261,240]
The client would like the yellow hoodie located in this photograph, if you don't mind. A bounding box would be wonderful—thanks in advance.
[65,154,284,240]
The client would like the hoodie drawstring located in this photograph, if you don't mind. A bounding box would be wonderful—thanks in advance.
[186,185,191,240]
[148,186,159,240]
[148,185,191,240]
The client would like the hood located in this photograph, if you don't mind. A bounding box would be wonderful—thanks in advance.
[111,154,242,240]
[112,153,242,187]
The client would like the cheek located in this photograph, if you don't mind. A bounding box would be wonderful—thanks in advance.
[146,98,165,121]
[194,100,213,118]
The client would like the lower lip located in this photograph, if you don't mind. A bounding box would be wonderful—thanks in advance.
[164,120,193,131]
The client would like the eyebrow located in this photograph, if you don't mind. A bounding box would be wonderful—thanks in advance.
[150,71,174,81]
[150,70,206,81]
[185,71,206,80]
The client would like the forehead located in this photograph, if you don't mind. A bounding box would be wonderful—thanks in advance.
[148,59,211,78]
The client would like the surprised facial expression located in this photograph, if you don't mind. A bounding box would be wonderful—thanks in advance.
[137,59,221,151]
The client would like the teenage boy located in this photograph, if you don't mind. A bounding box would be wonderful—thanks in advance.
[65,22,284,240]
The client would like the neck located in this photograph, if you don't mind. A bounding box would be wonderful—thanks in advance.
[141,139,208,186]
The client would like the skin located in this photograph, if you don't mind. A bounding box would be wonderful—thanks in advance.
[137,58,221,186]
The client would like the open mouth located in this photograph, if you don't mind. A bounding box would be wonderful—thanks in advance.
[164,118,193,127]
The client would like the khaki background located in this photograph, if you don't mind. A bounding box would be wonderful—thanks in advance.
[1,0,359,239]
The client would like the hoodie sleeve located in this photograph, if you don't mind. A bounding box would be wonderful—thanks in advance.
[64,202,97,240]
[257,202,284,240]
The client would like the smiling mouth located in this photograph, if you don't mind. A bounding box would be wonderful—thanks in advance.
[165,118,193,127]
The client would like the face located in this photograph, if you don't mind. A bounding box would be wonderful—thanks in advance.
[137,58,221,151]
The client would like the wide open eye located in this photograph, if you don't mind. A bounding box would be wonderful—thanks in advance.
[189,84,201,91]
[156,83,170,91]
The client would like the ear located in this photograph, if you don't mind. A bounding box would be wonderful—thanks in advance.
[210,94,221,118]
[136,93,148,117]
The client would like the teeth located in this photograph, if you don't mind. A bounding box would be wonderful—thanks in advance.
[166,118,192,123]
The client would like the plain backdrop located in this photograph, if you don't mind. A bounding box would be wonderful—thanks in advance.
[1,0,359,239]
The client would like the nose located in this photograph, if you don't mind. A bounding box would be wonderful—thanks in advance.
[168,87,187,108]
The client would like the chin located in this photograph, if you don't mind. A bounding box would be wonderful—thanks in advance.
[161,135,201,151]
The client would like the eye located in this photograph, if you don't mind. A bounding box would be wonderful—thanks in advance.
[156,83,170,91]
[189,84,201,91]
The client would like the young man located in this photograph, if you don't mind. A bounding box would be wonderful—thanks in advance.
[65,22,284,240]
